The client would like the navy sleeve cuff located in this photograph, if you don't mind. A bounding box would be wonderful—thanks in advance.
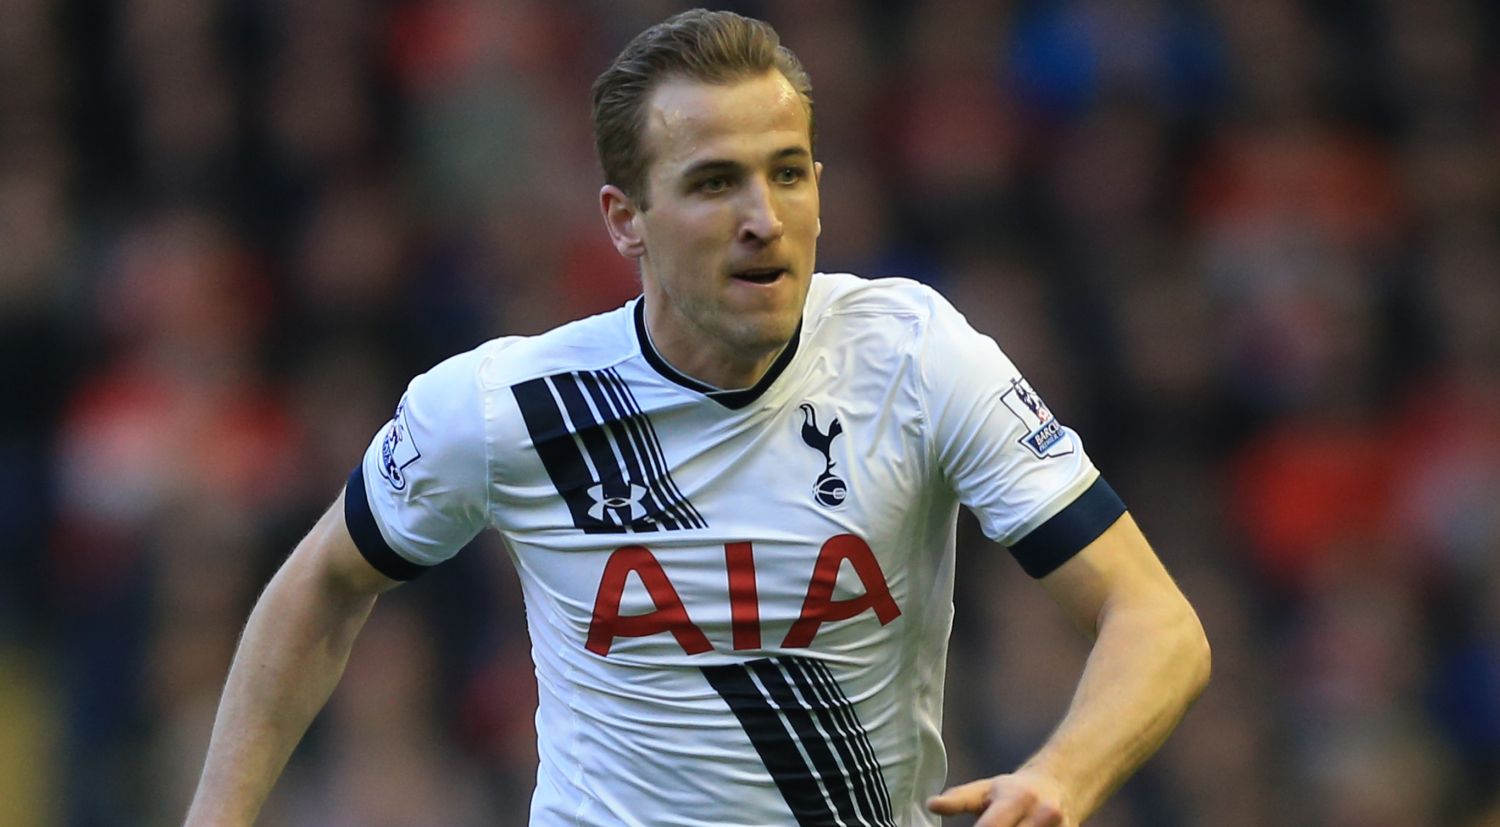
[344,464,432,581]
[1008,476,1127,579]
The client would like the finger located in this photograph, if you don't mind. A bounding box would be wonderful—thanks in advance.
[925,779,993,814]
[1017,805,1066,827]
[989,794,1065,827]
[973,797,1031,827]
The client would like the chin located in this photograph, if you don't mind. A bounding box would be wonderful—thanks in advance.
[737,314,800,352]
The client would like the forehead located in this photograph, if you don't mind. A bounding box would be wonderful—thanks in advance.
[642,70,811,173]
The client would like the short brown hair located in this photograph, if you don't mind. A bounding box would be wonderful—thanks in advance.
[591,9,815,208]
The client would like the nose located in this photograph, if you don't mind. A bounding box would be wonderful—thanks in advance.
[737,177,784,245]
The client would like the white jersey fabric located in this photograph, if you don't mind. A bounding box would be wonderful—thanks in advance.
[345,272,1125,827]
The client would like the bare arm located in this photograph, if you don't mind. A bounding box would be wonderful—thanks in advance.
[184,491,402,827]
[928,512,1211,826]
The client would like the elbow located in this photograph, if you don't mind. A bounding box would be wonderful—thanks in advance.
[1136,590,1211,701]
[1181,605,1212,700]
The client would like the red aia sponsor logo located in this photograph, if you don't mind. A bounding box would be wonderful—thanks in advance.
[586,535,902,656]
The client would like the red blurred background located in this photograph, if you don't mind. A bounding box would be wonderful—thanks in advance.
[1,1,1498,824]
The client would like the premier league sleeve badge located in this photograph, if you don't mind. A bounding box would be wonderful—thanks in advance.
[378,396,423,490]
[1000,378,1073,459]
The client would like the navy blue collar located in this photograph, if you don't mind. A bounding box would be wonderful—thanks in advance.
[634,300,801,410]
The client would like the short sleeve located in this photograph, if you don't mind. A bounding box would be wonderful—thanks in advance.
[917,288,1125,578]
[344,349,491,579]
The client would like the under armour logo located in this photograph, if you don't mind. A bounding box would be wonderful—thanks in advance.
[798,403,847,509]
[587,481,649,526]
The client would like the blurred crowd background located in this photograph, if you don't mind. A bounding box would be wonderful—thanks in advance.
[2,0,1498,824]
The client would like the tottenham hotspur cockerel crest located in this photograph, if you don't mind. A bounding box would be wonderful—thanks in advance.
[798,403,847,509]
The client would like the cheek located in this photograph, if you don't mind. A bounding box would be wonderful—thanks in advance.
[785,185,820,219]
[653,203,729,243]
[644,211,729,282]
[788,197,821,242]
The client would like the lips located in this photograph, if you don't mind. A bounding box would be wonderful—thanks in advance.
[731,267,788,285]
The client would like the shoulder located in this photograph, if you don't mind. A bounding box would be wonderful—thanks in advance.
[399,301,638,435]
[805,272,973,351]
[392,302,639,482]
[437,301,640,393]
[806,272,949,322]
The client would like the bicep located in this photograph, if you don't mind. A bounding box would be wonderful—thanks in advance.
[917,289,1108,552]
[1037,512,1189,639]
[283,490,405,601]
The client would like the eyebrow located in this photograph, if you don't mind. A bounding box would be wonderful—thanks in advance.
[679,147,812,179]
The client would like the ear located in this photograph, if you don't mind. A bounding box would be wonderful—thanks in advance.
[600,185,646,259]
[814,162,824,237]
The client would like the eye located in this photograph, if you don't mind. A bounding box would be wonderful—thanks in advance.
[774,166,806,185]
[697,176,730,194]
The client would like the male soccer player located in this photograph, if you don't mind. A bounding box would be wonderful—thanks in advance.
[186,9,1209,827]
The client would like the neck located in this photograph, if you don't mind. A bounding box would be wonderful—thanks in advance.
[642,305,789,391]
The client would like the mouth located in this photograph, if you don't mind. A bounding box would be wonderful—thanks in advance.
[731,267,789,285]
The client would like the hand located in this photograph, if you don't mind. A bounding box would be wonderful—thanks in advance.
[926,767,1076,827]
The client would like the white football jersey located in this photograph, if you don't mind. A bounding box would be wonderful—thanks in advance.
[346,273,1125,826]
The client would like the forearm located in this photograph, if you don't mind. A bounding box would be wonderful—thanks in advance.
[1024,598,1210,821]
[184,553,378,826]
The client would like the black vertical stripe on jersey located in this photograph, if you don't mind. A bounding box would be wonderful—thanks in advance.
[514,370,706,534]
[807,660,894,824]
[574,370,682,531]
[547,373,634,527]
[792,659,895,825]
[597,368,705,530]
[785,659,887,826]
[512,377,609,533]
[549,372,662,532]
[702,662,840,826]
[748,660,866,827]
[597,368,704,529]
[602,368,707,528]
